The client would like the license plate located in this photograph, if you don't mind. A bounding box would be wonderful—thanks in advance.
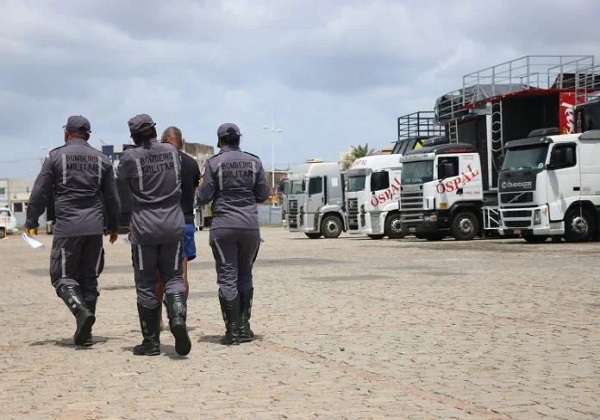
[513,229,521,236]
[409,227,416,233]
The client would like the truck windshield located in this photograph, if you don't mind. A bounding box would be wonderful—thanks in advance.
[501,144,549,171]
[401,161,433,185]
[347,176,366,192]
[289,180,305,194]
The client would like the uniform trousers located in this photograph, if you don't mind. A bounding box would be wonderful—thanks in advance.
[50,235,104,302]
[131,241,186,308]
[209,228,260,301]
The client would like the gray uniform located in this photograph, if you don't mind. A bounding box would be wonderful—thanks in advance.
[25,138,120,300]
[116,138,186,308]
[197,145,270,300]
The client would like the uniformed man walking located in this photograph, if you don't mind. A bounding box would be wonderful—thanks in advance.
[25,115,121,346]
[197,123,270,345]
[156,126,200,329]
[117,114,191,356]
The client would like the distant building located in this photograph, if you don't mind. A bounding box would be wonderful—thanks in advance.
[0,178,8,207]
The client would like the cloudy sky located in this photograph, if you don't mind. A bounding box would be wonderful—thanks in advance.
[1,0,599,178]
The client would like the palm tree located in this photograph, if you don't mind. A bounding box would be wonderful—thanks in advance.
[339,143,376,171]
[352,143,375,159]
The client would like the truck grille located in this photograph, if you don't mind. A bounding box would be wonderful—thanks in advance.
[504,220,531,228]
[500,192,534,205]
[501,209,533,229]
[289,199,298,216]
[400,190,423,211]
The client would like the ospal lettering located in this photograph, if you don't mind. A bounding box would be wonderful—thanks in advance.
[370,176,401,206]
[436,163,480,194]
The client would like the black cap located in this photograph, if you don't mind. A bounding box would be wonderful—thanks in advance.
[217,123,242,138]
[63,115,91,134]
[128,114,156,135]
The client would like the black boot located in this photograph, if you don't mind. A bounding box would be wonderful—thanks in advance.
[239,289,255,342]
[58,285,95,346]
[219,295,240,346]
[133,305,161,356]
[82,298,97,347]
[165,292,191,356]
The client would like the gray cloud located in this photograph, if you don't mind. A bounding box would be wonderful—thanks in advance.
[1,0,599,176]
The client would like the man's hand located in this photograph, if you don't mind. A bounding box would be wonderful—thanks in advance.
[104,229,119,244]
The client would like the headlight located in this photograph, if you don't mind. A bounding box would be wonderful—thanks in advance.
[533,209,542,225]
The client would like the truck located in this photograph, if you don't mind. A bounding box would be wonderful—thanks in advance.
[345,154,403,239]
[344,111,445,240]
[284,160,346,239]
[499,129,600,242]
[399,55,599,240]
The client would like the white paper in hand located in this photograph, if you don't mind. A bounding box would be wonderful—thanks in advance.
[22,233,45,250]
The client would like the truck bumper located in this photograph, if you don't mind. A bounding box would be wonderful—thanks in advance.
[400,211,450,235]
[500,205,565,236]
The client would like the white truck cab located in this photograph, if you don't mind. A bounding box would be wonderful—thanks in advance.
[0,207,18,235]
[284,161,346,239]
[499,129,600,242]
[345,154,403,239]
[399,143,497,241]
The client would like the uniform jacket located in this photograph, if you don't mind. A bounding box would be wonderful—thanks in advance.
[26,138,120,238]
[197,144,270,230]
[116,138,184,245]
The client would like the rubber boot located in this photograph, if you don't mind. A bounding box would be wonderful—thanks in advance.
[219,295,240,346]
[165,292,191,356]
[239,289,255,342]
[58,285,95,346]
[82,298,97,347]
[133,305,161,356]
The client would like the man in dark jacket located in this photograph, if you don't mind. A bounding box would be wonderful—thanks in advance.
[117,114,191,357]
[25,115,120,346]
[197,123,270,345]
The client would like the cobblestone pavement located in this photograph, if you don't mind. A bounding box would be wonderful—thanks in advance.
[0,228,598,419]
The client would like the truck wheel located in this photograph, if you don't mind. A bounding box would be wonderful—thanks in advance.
[321,215,343,239]
[384,213,405,239]
[564,207,595,242]
[368,234,384,240]
[523,235,548,243]
[451,211,479,241]
[305,232,322,239]
[423,233,445,241]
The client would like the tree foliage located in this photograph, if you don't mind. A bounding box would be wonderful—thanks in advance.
[351,143,375,159]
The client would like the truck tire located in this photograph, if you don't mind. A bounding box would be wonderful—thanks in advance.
[305,232,322,239]
[564,207,595,242]
[321,215,343,239]
[384,213,405,239]
[451,211,479,241]
[368,234,384,240]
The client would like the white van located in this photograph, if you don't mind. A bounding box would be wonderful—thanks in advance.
[0,207,18,235]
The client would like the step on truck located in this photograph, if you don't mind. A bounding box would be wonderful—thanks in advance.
[499,128,600,242]
[284,160,346,239]
[400,55,599,240]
